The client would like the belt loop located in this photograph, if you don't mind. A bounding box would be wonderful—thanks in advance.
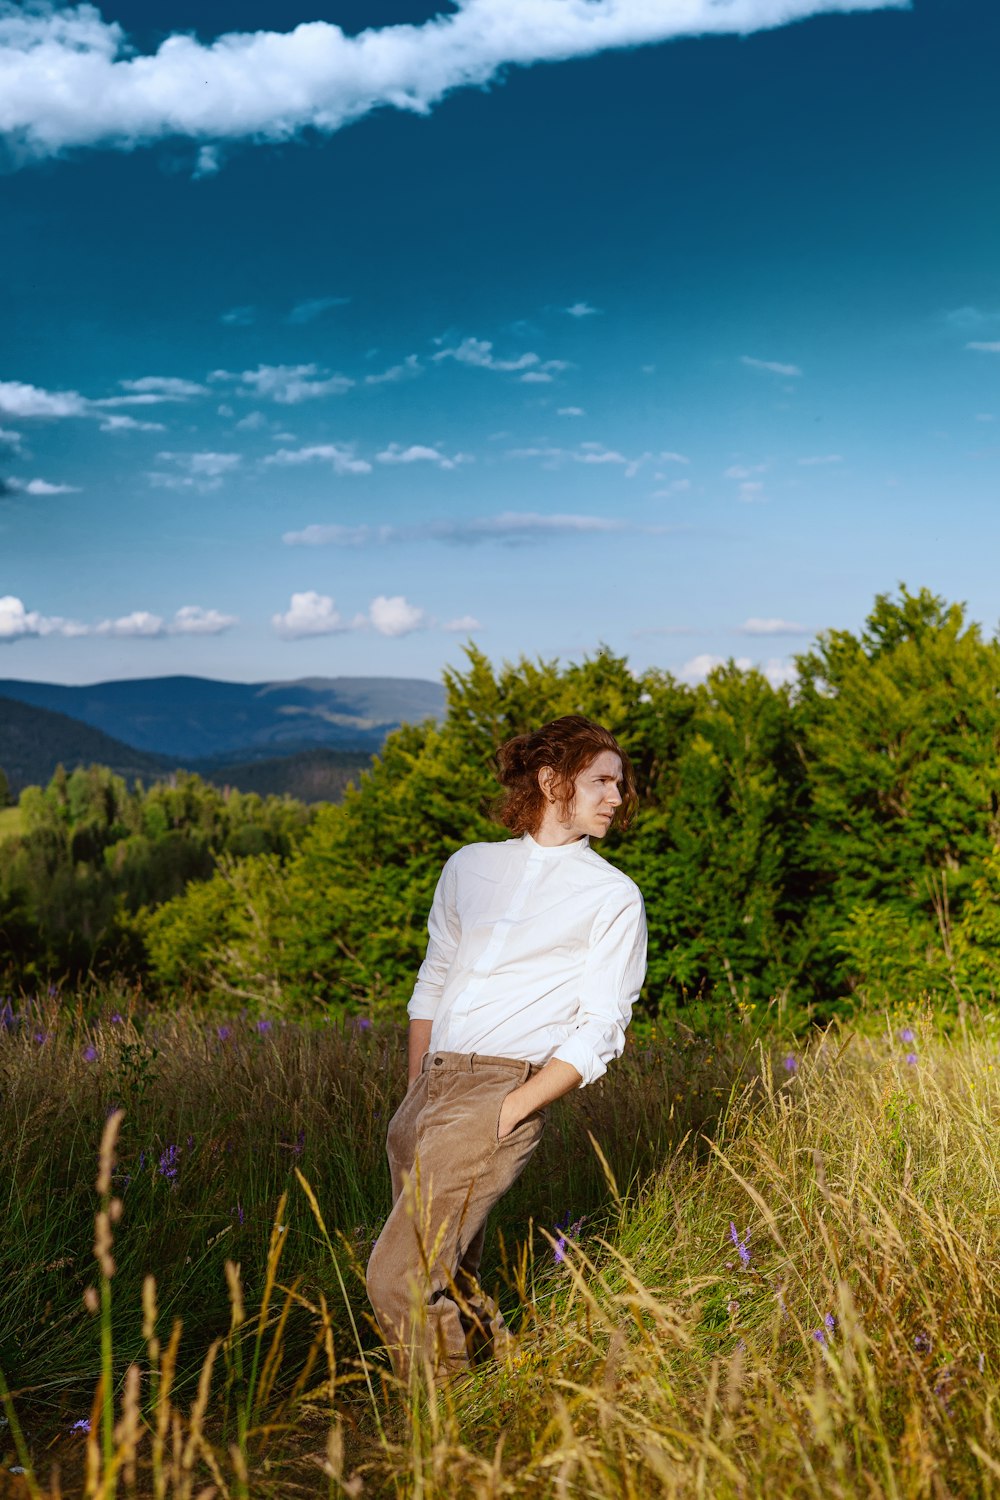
[521,1059,532,1083]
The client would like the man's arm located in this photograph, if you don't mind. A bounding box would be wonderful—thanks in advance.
[497,1058,582,1138]
[407,1018,433,1084]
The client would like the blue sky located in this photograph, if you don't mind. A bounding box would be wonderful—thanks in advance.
[1,0,998,687]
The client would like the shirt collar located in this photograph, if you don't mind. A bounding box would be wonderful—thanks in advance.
[521,831,590,859]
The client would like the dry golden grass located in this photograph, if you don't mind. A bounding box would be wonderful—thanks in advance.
[4,1005,1000,1497]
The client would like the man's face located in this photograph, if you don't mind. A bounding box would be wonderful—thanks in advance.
[564,749,624,839]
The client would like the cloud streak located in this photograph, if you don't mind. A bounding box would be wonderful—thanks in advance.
[283,510,674,548]
[0,596,236,642]
[0,2,906,165]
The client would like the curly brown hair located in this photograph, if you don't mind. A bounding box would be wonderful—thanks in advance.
[492,715,638,836]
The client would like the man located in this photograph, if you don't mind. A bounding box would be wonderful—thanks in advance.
[366,714,647,1381]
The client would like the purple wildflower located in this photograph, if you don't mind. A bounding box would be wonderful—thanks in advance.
[34,1031,48,1045]
[811,1328,828,1346]
[906,1053,918,1066]
[824,1313,836,1335]
[353,1016,373,1031]
[110,1012,123,1024]
[216,1025,231,1042]
[900,1027,915,1044]
[83,1044,97,1062]
[729,1221,751,1268]
[783,1055,798,1074]
[0,999,16,1031]
[158,1144,179,1180]
[914,1331,931,1352]
[553,1236,567,1264]
[69,1418,90,1434]
[231,1202,245,1227]
[256,1018,272,1035]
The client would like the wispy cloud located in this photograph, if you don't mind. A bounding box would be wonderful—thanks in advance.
[364,354,422,386]
[557,407,585,417]
[741,355,803,377]
[0,375,202,425]
[0,2,904,164]
[375,443,470,470]
[0,594,88,640]
[967,342,1000,354]
[444,613,482,632]
[120,376,209,398]
[263,443,372,475]
[148,451,241,491]
[739,617,809,636]
[287,295,350,325]
[433,337,568,381]
[212,363,354,403]
[565,301,600,318]
[221,306,256,327]
[283,510,668,548]
[0,426,23,452]
[507,441,662,478]
[14,476,81,495]
[98,413,167,434]
[798,453,843,465]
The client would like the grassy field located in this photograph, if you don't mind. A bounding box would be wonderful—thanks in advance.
[0,805,23,842]
[2,996,999,1497]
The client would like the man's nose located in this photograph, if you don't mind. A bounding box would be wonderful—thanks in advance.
[607,787,622,806]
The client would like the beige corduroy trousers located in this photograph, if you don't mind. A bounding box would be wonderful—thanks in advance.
[366,1050,545,1380]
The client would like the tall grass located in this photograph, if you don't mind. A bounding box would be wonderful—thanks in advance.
[3,994,1000,1495]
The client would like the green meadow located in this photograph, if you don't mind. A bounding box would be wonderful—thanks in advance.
[3,997,1000,1497]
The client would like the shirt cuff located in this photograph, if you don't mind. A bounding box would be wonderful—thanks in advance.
[550,1036,607,1089]
[406,992,439,1022]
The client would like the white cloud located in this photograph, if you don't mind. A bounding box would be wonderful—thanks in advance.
[741,355,803,377]
[739,481,765,499]
[520,370,554,384]
[283,510,652,547]
[798,453,843,465]
[680,651,797,688]
[975,413,995,423]
[433,337,567,380]
[740,617,809,636]
[213,363,354,403]
[0,426,23,451]
[0,379,89,418]
[368,594,427,638]
[375,443,469,470]
[98,413,166,433]
[272,590,349,639]
[169,605,237,635]
[557,407,584,417]
[22,477,81,495]
[444,613,482,632]
[263,443,372,475]
[287,295,349,324]
[565,302,600,318]
[659,451,690,464]
[0,3,902,164]
[650,478,691,496]
[365,354,422,386]
[234,410,267,431]
[94,610,165,638]
[0,594,86,640]
[0,595,236,641]
[967,342,1000,354]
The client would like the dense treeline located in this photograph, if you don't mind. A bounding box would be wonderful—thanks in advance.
[0,768,312,978]
[2,586,998,1023]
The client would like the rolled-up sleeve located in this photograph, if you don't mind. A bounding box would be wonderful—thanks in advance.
[407,853,462,1022]
[551,889,647,1087]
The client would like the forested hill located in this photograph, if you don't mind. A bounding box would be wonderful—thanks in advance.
[0,695,168,791]
[0,674,446,759]
[0,696,371,802]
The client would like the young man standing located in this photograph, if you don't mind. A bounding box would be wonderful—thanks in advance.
[366,715,647,1381]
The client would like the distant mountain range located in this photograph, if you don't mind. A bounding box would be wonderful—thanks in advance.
[0,674,446,758]
[0,674,447,801]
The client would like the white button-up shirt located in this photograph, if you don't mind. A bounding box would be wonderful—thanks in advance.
[407,832,647,1087]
